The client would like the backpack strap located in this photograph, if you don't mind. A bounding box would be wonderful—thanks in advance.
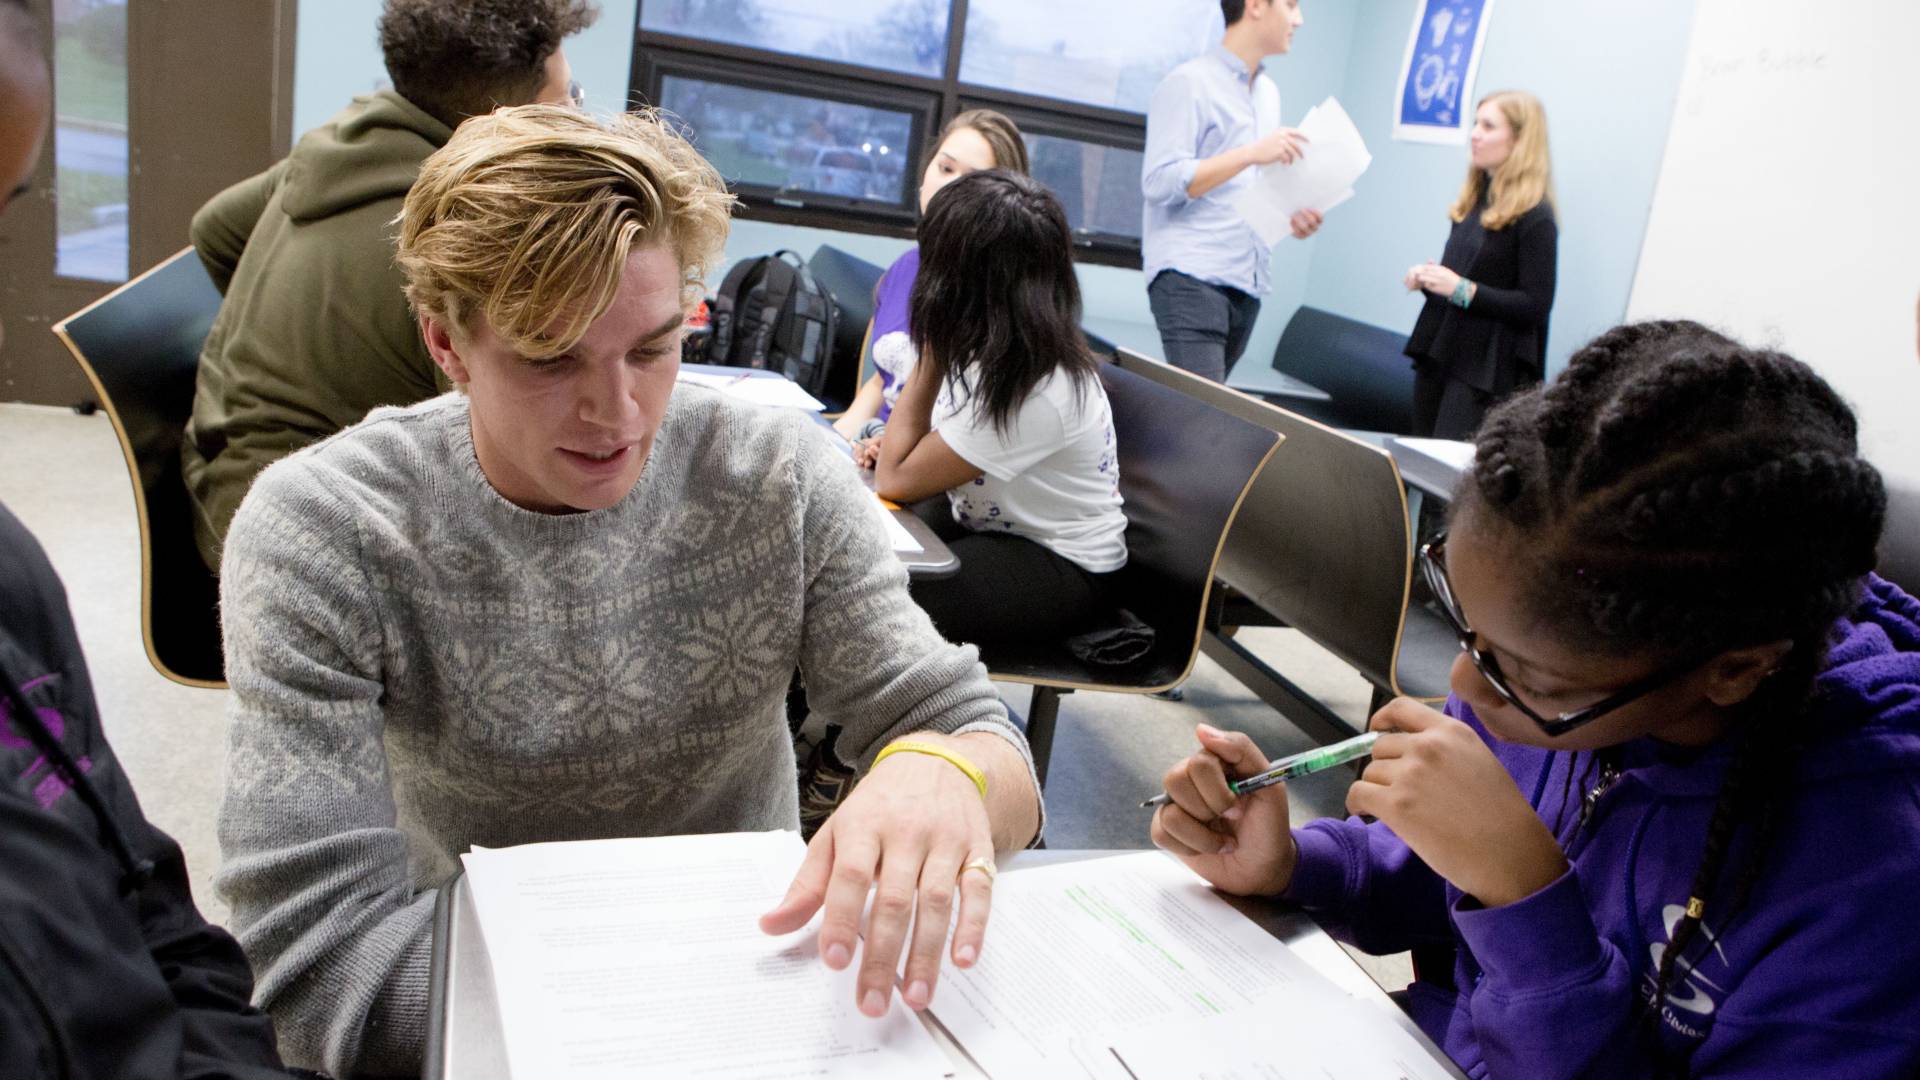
[708,256,763,364]
[746,252,803,370]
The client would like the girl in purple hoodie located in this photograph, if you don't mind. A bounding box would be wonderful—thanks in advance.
[1153,320,1920,1078]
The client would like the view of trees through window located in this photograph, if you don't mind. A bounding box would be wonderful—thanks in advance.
[1026,135,1147,242]
[962,0,1220,114]
[641,0,951,78]
[636,0,1221,261]
[53,0,129,283]
[659,76,914,206]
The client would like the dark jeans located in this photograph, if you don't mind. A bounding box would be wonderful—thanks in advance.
[907,498,1114,647]
[1147,270,1262,383]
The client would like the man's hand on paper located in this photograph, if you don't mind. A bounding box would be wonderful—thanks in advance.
[1289,209,1324,240]
[760,732,1008,1019]
[850,438,880,470]
[1246,127,1310,167]
[1347,699,1569,909]
[1150,723,1299,898]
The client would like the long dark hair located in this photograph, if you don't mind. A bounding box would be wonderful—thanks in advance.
[1457,320,1886,1047]
[910,169,1098,435]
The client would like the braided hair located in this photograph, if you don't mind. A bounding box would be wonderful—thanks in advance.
[1458,320,1886,1035]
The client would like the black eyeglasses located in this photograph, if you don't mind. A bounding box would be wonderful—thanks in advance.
[1417,531,1698,736]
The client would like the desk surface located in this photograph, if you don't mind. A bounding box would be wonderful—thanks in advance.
[427,849,1466,1079]
[1225,364,1337,405]
[1386,436,1473,501]
[679,364,958,580]
[857,469,959,580]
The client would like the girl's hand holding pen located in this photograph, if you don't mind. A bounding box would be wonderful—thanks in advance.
[1350,699,1568,909]
[1150,723,1299,898]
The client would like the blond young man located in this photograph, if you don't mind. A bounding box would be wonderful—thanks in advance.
[215,106,1042,1078]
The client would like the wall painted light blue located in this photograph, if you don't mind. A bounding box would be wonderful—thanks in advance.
[291,0,641,137]
[1299,0,1698,375]
[290,1,386,136]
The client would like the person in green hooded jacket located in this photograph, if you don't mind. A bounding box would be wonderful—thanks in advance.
[182,0,597,572]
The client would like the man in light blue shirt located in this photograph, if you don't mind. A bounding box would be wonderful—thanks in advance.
[1142,0,1323,382]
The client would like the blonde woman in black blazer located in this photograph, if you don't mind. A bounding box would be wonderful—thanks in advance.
[1403,90,1558,439]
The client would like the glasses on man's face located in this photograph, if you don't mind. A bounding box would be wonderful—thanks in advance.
[567,80,586,109]
[1417,531,1696,737]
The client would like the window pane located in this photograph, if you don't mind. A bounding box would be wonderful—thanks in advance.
[660,76,913,206]
[640,0,951,78]
[961,0,1220,114]
[1026,134,1145,242]
[53,0,129,283]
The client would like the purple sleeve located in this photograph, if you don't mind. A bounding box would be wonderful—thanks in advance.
[869,248,919,342]
[1281,815,1454,956]
[1453,869,1644,1078]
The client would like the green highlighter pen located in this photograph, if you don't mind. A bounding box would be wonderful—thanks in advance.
[1140,730,1383,809]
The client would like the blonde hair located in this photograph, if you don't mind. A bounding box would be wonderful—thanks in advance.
[397,104,734,358]
[1448,90,1555,231]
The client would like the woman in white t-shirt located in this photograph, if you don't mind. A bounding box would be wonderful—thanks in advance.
[863,169,1129,646]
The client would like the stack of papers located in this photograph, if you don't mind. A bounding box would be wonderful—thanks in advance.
[459,839,1460,1079]
[925,853,1455,1080]
[1237,96,1373,245]
[461,833,949,1079]
[678,369,827,411]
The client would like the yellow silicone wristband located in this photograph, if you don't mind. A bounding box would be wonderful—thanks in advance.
[872,739,989,802]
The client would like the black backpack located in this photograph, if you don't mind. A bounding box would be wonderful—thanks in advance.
[707,250,839,400]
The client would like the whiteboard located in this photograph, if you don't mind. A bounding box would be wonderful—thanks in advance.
[1627,0,1920,487]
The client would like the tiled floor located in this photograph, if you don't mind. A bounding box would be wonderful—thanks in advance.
[0,401,1413,992]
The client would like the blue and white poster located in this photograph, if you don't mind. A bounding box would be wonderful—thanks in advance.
[1393,0,1495,144]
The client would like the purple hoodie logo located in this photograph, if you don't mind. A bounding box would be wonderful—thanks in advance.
[1644,903,1731,1039]
[1,674,93,810]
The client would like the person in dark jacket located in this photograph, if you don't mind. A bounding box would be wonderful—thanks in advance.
[0,6,293,1075]
[1402,89,1558,440]
[0,508,295,1080]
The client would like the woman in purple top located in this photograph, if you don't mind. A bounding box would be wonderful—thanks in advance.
[832,110,1029,444]
[1154,320,1920,1077]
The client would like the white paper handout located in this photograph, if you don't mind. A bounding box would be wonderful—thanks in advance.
[1106,987,1458,1080]
[922,851,1412,1080]
[678,370,828,412]
[460,832,950,1080]
[869,491,924,554]
[1237,96,1373,245]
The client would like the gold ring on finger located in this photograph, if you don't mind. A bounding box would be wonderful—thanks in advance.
[959,856,997,885]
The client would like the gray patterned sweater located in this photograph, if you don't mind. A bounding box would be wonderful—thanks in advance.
[215,388,1031,1078]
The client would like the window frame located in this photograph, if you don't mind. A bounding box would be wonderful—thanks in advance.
[639,48,938,228]
[628,0,1154,268]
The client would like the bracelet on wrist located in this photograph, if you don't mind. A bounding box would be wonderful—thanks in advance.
[872,739,989,802]
[1450,278,1474,309]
